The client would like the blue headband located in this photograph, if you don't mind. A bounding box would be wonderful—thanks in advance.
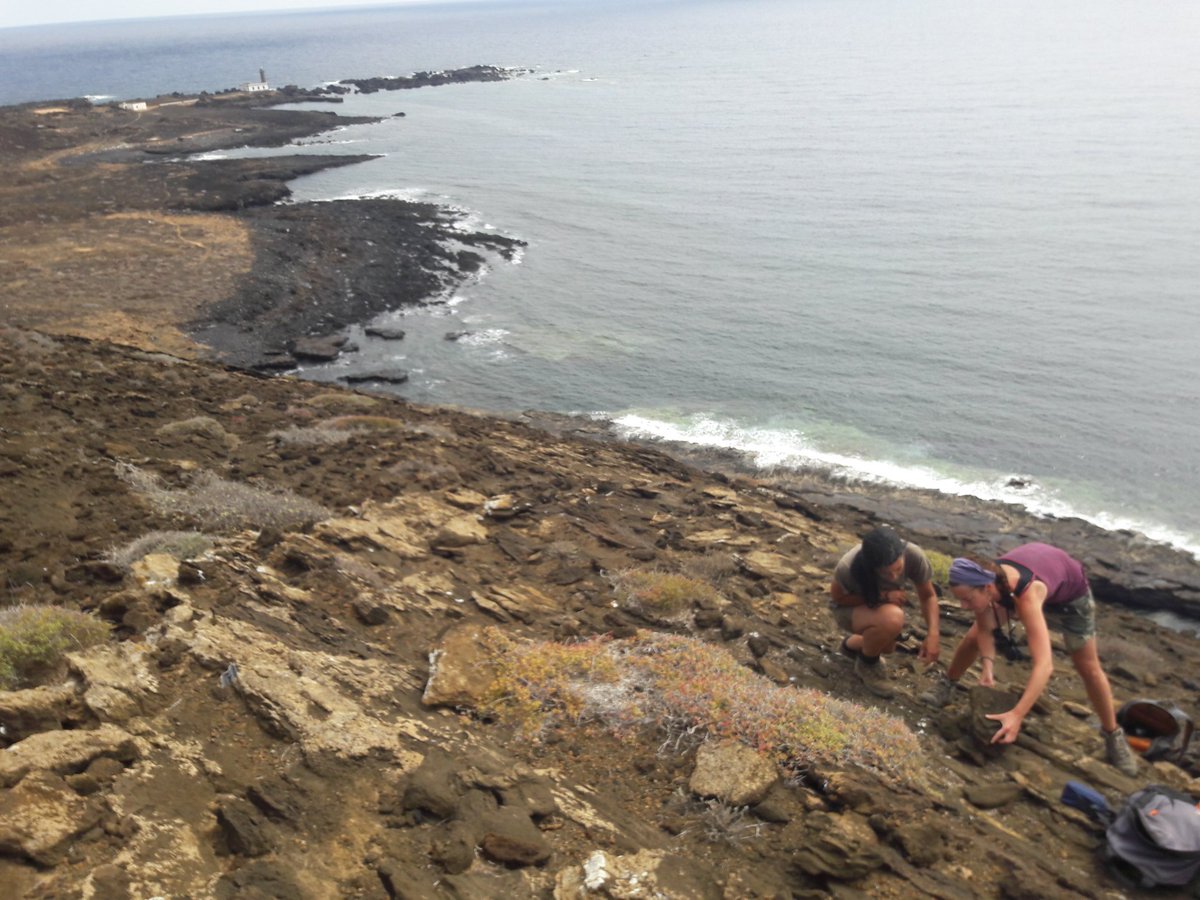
[949,558,996,587]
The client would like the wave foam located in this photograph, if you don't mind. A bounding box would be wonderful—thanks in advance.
[609,413,1200,559]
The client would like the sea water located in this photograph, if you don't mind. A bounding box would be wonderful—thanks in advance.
[3,0,1198,557]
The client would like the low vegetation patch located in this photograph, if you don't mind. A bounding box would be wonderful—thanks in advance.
[323,415,412,432]
[610,568,722,619]
[116,462,331,531]
[155,415,238,448]
[925,549,953,589]
[679,551,739,586]
[0,604,110,689]
[481,630,923,782]
[267,424,366,447]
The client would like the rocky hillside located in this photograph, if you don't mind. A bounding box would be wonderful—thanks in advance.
[2,327,1198,899]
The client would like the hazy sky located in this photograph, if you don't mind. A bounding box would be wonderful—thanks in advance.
[3,0,458,30]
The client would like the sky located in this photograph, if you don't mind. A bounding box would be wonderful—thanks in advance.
[2,0,457,30]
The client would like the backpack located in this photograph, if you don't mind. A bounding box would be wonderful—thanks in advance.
[1104,785,1200,888]
[1117,699,1195,763]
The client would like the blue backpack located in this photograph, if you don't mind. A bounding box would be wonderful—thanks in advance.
[1104,785,1200,888]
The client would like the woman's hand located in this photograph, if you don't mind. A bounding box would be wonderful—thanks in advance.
[881,589,908,606]
[918,634,940,666]
[985,709,1024,744]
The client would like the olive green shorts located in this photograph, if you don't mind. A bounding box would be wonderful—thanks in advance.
[1044,589,1097,653]
[829,601,854,632]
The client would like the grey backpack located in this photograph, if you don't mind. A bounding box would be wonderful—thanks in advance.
[1104,785,1200,888]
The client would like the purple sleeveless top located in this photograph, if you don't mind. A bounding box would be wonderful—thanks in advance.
[997,543,1089,606]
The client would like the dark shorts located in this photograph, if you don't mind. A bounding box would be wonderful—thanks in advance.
[1044,589,1097,653]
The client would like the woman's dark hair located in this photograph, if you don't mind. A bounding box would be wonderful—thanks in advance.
[851,526,906,608]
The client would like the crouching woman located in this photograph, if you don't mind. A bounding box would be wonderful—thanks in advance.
[829,526,940,699]
[924,542,1138,776]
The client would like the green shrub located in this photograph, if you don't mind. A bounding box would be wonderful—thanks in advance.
[926,549,953,588]
[0,604,111,689]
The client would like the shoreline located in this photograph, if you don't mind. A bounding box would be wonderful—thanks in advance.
[3,75,1198,618]
[515,411,1200,620]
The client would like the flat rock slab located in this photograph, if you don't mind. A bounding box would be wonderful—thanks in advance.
[0,723,137,788]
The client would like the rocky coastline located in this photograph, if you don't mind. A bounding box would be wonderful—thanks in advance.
[2,69,1199,898]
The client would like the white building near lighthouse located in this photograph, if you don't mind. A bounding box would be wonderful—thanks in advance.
[240,69,271,93]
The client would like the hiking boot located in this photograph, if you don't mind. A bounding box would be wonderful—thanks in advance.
[1104,726,1140,777]
[854,655,895,699]
[919,673,956,709]
[839,635,860,659]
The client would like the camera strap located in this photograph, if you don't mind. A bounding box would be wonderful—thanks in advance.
[990,600,1021,659]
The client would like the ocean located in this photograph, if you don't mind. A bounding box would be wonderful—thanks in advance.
[3,0,1199,558]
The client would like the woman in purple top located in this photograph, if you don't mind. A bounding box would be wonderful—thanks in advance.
[921,542,1138,776]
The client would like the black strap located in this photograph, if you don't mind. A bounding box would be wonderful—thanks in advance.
[996,558,1034,608]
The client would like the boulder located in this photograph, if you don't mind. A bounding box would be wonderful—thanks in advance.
[430,515,487,549]
[130,552,180,588]
[0,682,85,742]
[789,810,884,881]
[689,740,778,807]
[737,551,798,581]
[0,772,104,865]
[966,686,1020,756]
[402,749,464,820]
[422,623,500,709]
[292,334,350,361]
[216,797,274,857]
[66,641,159,723]
[364,326,406,340]
[964,782,1023,810]
[478,806,552,867]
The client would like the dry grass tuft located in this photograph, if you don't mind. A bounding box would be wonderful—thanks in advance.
[679,551,739,586]
[481,630,924,783]
[610,568,722,620]
[694,798,764,844]
[115,462,331,532]
[267,424,366,447]
[105,530,215,571]
[155,416,238,448]
[323,415,411,432]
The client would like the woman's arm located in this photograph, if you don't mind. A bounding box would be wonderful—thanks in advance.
[986,581,1052,743]
[916,580,940,664]
[830,580,863,607]
[975,604,999,687]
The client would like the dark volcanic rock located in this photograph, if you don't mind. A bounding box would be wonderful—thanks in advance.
[364,326,406,340]
[340,369,409,385]
[292,334,351,361]
[341,65,523,94]
[192,199,525,368]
